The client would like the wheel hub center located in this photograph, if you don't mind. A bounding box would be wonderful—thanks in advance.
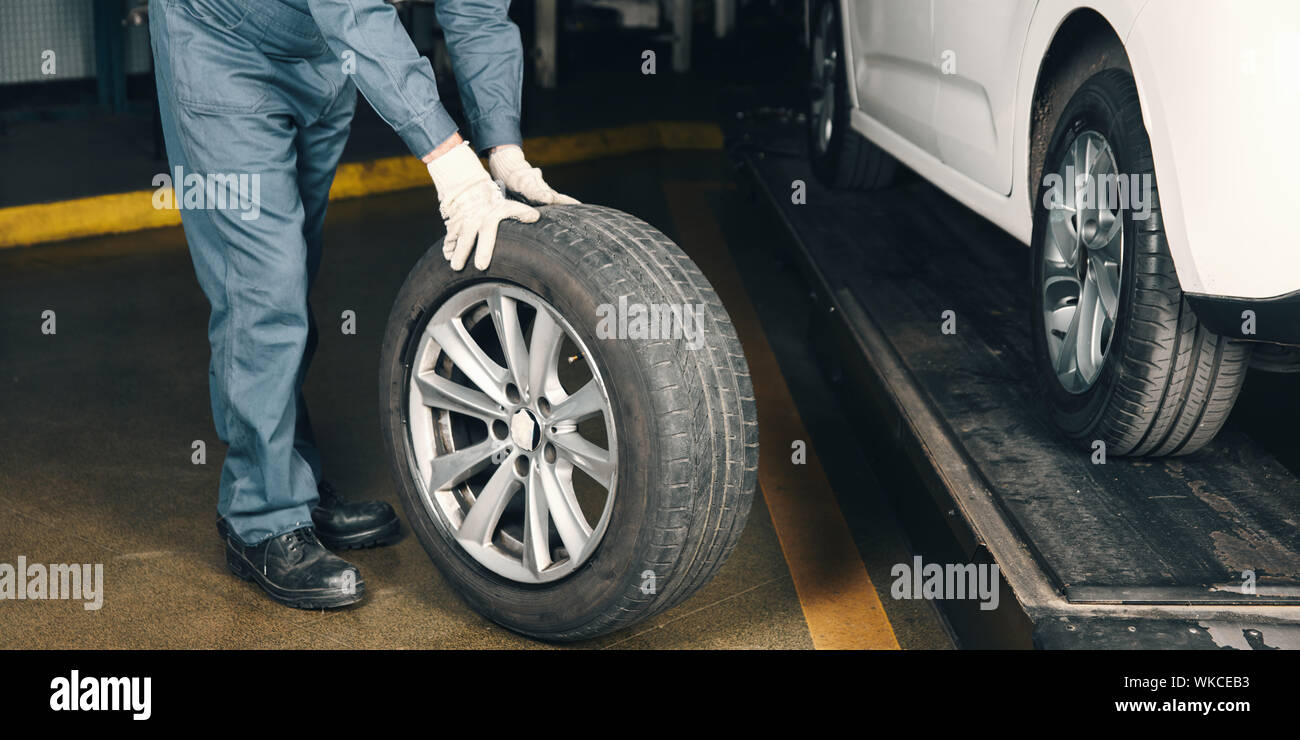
[1081,217,1099,245]
[510,408,541,451]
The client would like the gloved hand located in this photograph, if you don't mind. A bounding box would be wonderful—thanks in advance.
[488,145,581,206]
[427,141,539,271]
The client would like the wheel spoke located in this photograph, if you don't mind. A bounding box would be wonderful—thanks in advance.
[1075,271,1102,382]
[1048,157,1081,268]
[1057,157,1079,211]
[414,371,502,420]
[1055,300,1082,380]
[537,462,592,561]
[548,379,604,426]
[527,309,565,401]
[457,456,519,546]
[1075,135,1094,183]
[1047,208,1079,268]
[429,318,510,406]
[1091,140,1116,182]
[523,464,552,574]
[550,431,614,490]
[1092,193,1116,233]
[1091,252,1120,322]
[489,289,531,397]
[427,438,499,492]
[1093,208,1123,259]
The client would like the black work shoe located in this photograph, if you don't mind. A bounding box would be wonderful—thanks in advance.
[311,480,401,550]
[225,527,365,610]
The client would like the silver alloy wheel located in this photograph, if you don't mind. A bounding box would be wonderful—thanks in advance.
[406,282,618,584]
[810,1,838,154]
[1041,130,1125,394]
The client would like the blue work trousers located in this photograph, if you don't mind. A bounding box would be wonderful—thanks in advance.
[149,0,520,543]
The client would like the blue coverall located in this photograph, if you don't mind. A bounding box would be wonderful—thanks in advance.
[148,0,522,544]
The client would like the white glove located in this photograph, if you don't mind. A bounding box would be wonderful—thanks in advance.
[488,145,581,206]
[427,141,539,271]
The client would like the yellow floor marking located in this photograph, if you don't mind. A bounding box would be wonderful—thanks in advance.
[664,181,900,650]
[0,121,722,250]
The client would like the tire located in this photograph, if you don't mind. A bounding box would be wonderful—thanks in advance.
[379,204,758,641]
[1030,69,1251,457]
[808,0,896,189]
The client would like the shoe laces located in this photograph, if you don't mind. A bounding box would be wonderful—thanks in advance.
[282,527,316,553]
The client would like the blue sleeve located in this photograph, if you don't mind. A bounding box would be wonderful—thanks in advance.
[305,0,460,157]
[436,0,524,153]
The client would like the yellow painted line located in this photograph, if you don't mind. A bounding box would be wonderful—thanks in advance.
[0,190,184,249]
[0,121,723,250]
[663,181,900,650]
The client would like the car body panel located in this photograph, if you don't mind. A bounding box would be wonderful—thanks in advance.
[838,0,1300,302]
[932,0,1037,195]
[843,0,939,155]
[1127,0,1300,299]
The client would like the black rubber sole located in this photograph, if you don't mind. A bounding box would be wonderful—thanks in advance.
[225,543,365,610]
[315,517,402,551]
[217,515,401,552]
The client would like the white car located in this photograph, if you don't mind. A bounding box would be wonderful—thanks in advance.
[808,0,1300,456]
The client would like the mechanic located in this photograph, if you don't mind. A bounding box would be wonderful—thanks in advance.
[149,0,578,609]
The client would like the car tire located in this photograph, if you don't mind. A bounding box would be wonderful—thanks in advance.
[379,204,758,641]
[808,0,896,190]
[1030,69,1251,457]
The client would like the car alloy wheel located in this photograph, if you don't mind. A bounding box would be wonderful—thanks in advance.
[1040,130,1124,394]
[405,282,618,584]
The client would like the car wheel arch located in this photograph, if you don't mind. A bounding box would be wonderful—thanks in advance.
[1025,9,1132,200]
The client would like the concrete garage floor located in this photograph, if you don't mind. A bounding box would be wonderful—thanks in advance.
[0,150,952,649]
